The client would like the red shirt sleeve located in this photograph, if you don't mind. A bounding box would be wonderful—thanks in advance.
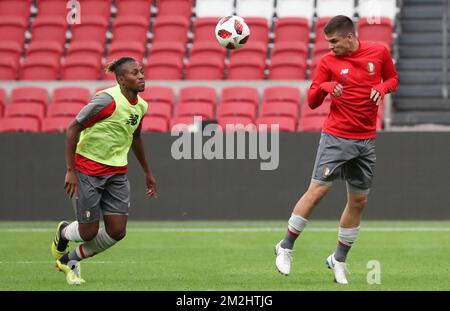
[307,57,333,109]
[378,46,399,95]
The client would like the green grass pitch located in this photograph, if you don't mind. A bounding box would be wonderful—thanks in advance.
[0,221,449,291]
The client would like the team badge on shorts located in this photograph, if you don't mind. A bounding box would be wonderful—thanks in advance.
[84,210,91,221]
[367,62,375,75]
[323,166,330,177]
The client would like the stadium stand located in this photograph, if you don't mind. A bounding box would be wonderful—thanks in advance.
[392,0,449,126]
[0,0,408,131]
[195,0,234,18]
[276,0,315,21]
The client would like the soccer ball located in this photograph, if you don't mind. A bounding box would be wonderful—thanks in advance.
[215,15,250,50]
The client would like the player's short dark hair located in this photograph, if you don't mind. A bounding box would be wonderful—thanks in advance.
[323,15,355,36]
[105,57,137,76]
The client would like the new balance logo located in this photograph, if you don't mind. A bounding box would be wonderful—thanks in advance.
[126,114,139,126]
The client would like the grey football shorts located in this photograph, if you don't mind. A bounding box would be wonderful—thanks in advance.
[311,131,376,194]
[72,172,130,223]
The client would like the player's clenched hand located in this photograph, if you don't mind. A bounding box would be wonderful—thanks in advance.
[64,170,78,198]
[320,82,343,97]
[145,172,158,198]
[370,86,385,106]
[332,84,343,97]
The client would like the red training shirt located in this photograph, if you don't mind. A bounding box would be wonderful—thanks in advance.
[308,40,399,139]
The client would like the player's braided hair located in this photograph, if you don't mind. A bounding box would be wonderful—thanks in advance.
[105,57,136,76]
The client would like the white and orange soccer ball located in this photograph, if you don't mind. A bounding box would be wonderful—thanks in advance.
[215,15,250,50]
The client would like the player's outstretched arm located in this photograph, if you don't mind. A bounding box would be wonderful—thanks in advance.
[64,120,83,198]
[131,125,158,198]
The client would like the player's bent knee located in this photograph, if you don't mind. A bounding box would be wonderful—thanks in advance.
[349,195,368,210]
[80,228,99,241]
[79,222,99,241]
[106,228,126,241]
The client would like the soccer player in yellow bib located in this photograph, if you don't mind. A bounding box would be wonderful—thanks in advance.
[51,57,158,285]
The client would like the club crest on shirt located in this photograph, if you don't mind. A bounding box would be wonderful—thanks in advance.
[367,62,375,75]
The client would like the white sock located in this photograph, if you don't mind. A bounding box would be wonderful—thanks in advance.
[76,228,117,259]
[62,221,83,242]
[338,226,360,246]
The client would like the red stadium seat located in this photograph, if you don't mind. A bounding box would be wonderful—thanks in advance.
[20,57,60,80]
[31,17,68,45]
[157,0,193,19]
[4,103,45,121]
[112,16,149,43]
[358,17,393,47]
[263,86,300,105]
[193,17,220,42]
[71,17,108,45]
[95,85,116,93]
[0,42,22,65]
[260,103,299,121]
[36,0,67,16]
[0,88,6,106]
[47,103,84,117]
[243,17,269,45]
[0,59,18,80]
[0,17,28,45]
[217,102,256,121]
[140,87,174,106]
[66,42,104,62]
[221,87,259,106]
[189,41,226,63]
[145,57,183,80]
[61,57,101,80]
[26,41,64,60]
[275,17,310,44]
[53,87,91,105]
[79,0,112,21]
[314,17,331,43]
[301,98,331,117]
[299,115,326,132]
[0,0,30,19]
[310,41,332,78]
[146,102,172,120]
[141,116,169,132]
[185,58,225,80]
[0,117,40,133]
[0,89,5,117]
[175,102,215,119]
[11,87,48,108]
[179,87,217,106]
[227,57,266,80]
[257,116,297,132]
[147,42,186,62]
[269,56,307,80]
[116,0,152,18]
[217,116,255,131]
[170,115,198,131]
[106,41,146,63]
[152,16,189,44]
[271,41,308,60]
[229,41,267,62]
[41,116,73,132]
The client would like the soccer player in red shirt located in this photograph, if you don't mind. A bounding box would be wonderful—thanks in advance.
[274,15,399,284]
